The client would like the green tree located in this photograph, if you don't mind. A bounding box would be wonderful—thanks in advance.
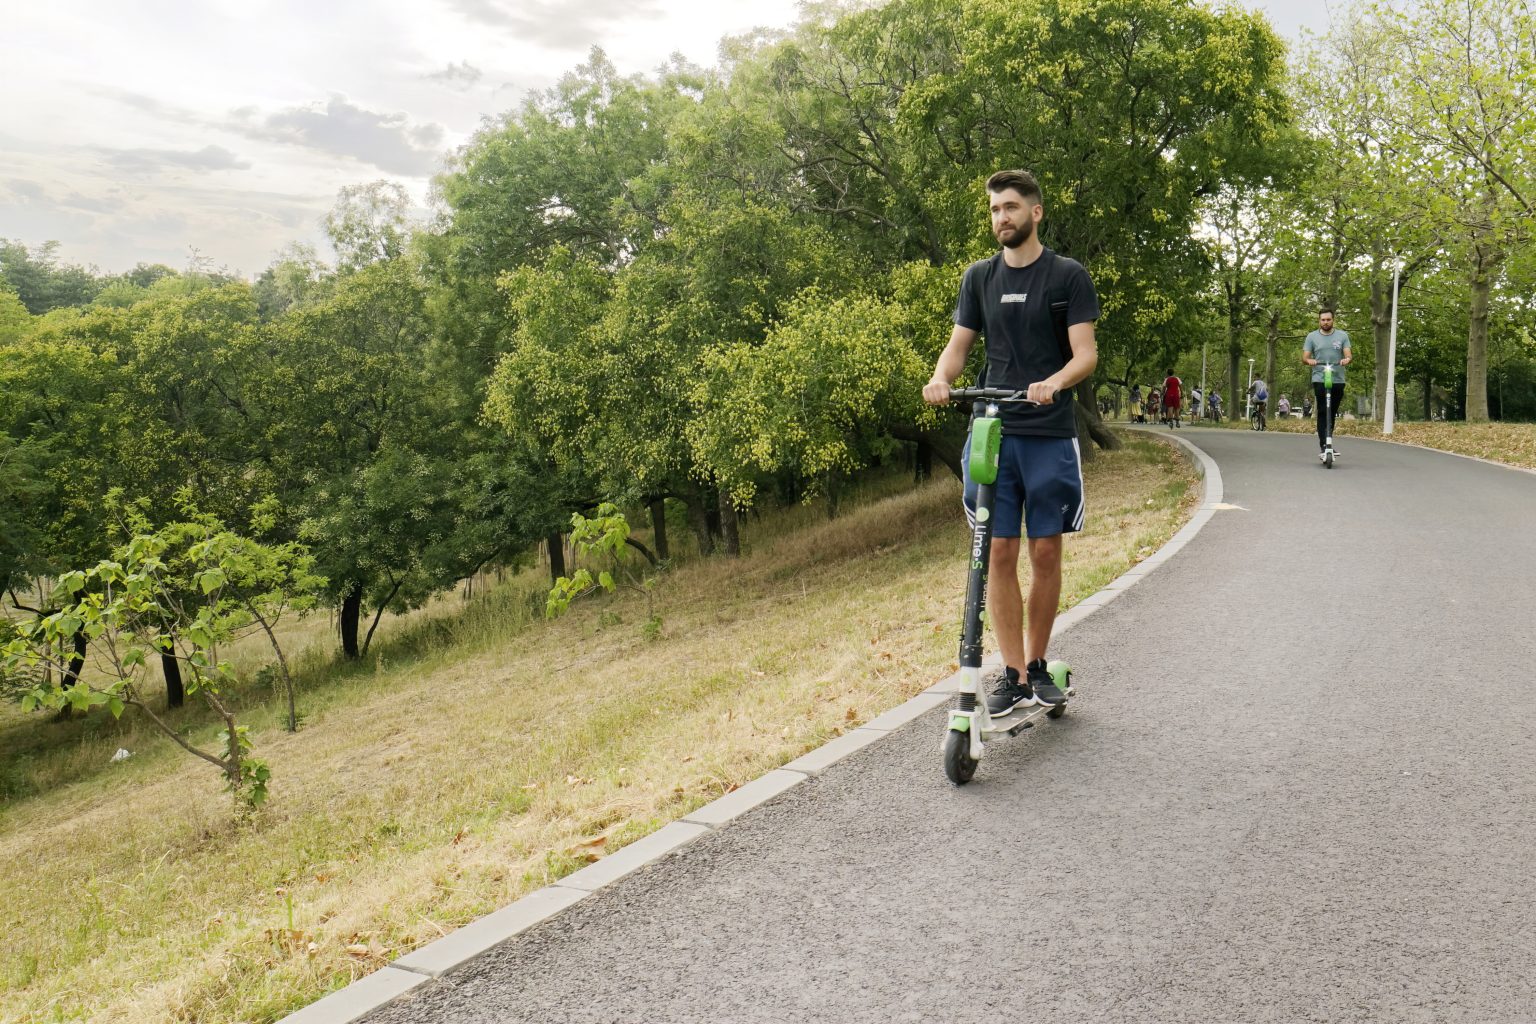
[0,512,317,808]
[0,240,104,313]
[1378,0,1536,421]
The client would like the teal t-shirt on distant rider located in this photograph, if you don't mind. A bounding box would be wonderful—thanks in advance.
[1304,329,1351,383]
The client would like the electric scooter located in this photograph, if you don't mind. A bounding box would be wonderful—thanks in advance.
[942,387,1074,786]
[1321,363,1336,468]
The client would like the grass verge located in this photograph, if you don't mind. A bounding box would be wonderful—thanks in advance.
[0,433,1196,1024]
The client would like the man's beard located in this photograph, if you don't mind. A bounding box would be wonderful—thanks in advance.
[998,218,1035,249]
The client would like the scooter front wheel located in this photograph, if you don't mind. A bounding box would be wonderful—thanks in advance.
[944,729,978,785]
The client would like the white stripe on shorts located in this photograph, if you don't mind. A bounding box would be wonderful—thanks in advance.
[1070,437,1086,531]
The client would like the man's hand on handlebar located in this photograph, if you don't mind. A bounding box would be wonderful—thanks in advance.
[1027,381,1060,405]
[923,379,952,405]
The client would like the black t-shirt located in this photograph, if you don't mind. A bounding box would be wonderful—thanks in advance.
[952,248,1100,436]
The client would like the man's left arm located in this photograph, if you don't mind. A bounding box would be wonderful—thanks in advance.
[1032,322,1097,404]
[1031,264,1100,404]
[1341,336,1353,366]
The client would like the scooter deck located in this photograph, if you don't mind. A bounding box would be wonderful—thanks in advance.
[980,688,1074,738]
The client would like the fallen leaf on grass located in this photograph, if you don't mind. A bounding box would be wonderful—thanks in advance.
[575,835,608,849]
[844,707,858,721]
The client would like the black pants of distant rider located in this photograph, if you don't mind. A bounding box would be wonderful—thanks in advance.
[1312,382,1345,449]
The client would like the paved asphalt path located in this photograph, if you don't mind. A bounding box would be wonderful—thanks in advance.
[365,428,1536,1023]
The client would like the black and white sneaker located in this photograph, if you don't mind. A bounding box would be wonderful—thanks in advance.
[1028,663,1067,706]
[986,670,1036,717]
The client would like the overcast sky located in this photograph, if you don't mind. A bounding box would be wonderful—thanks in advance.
[1,0,1337,277]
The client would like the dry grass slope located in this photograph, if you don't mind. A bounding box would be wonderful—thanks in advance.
[0,433,1195,1024]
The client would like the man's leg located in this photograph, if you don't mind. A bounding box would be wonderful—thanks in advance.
[1313,381,1328,449]
[1024,535,1063,662]
[988,536,1026,672]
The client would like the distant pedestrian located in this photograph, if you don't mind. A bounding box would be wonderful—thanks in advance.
[1190,386,1203,421]
[1161,369,1183,428]
[1129,384,1144,423]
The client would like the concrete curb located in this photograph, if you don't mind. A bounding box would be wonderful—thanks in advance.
[275,428,1222,1024]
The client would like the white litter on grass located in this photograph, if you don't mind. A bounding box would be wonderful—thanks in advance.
[111,748,133,763]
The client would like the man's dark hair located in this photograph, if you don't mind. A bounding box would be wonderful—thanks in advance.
[986,169,1042,203]
[1320,307,1334,315]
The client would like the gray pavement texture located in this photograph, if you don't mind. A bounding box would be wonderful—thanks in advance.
[362,429,1536,1024]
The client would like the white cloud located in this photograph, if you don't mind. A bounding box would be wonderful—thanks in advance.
[425,61,485,90]
[102,145,252,175]
[444,0,663,49]
[230,97,447,177]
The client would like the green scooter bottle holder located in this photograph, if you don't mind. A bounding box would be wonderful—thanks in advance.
[968,416,1002,485]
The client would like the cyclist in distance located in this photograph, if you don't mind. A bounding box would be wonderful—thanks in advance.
[923,169,1101,716]
[1303,309,1352,459]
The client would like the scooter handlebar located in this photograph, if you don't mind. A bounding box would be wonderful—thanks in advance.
[946,386,1060,406]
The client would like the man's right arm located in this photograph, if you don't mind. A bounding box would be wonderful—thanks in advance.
[924,325,978,404]
[1302,335,1317,366]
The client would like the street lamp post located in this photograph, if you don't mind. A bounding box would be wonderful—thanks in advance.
[1384,259,1401,435]
[1245,357,1255,422]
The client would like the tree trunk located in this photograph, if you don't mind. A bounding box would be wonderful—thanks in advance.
[159,638,184,709]
[1465,246,1494,423]
[623,537,659,565]
[1079,384,1120,453]
[914,439,933,482]
[1424,370,1433,421]
[684,493,716,556]
[64,629,87,689]
[53,628,89,719]
[717,489,741,557]
[1228,333,1243,422]
[340,583,362,660]
[888,423,963,481]
[546,532,566,583]
[361,578,402,657]
[649,498,669,562]
[1264,311,1280,418]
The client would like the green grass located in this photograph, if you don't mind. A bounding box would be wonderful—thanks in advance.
[0,435,1196,1024]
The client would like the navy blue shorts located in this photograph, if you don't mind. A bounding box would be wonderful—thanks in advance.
[962,434,1086,539]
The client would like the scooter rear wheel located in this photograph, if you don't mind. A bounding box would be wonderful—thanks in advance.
[944,729,978,785]
[1046,703,1067,720]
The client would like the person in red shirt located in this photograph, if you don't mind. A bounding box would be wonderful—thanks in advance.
[1161,369,1183,428]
